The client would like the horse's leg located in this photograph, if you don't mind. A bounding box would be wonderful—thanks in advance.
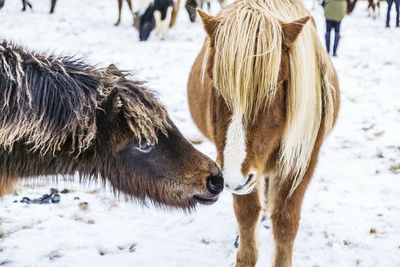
[21,0,26,11]
[49,0,57,14]
[269,161,318,266]
[160,7,173,40]
[234,189,261,267]
[125,0,135,26]
[154,11,162,37]
[377,1,381,17]
[115,0,123,26]
[26,0,32,10]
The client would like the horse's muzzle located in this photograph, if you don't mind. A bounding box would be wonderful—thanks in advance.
[193,171,224,205]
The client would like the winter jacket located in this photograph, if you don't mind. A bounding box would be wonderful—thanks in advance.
[324,0,348,22]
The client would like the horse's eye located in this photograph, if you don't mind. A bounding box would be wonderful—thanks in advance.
[136,142,154,153]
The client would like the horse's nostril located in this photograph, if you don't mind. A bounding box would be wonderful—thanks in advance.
[206,175,224,195]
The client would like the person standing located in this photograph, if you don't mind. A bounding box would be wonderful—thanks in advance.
[386,0,400,27]
[323,0,348,57]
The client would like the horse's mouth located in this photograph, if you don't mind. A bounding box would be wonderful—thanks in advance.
[193,194,219,205]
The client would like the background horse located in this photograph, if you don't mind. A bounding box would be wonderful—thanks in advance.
[0,0,57,13]
[115,0,136,26]
[0,41,224,208]
[184,0,225,22]
[368,0,381,19]
[115,0,180,40]
[188,0,339,266]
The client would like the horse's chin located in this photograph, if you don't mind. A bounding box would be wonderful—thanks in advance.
[162,194,220,210]
[192,194,219,206]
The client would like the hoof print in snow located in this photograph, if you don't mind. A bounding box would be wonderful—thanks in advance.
[60,189,69,194]
[343,240,352,246]
[48,251,62,261]
[79,202,89,211]
[389,163,400,174]
[73,196,80,200]
[369,228,377,235]
[200,238,210,245]
[129,243,137,253]
[0,260,12,266]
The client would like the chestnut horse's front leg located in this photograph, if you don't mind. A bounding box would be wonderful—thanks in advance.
[269,171,314,267]
[233,189,261,267]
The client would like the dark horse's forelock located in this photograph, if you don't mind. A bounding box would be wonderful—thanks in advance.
[0,41,169,156]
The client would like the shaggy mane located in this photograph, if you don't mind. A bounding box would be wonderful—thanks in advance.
[210,0,336,195]
[0,41,169,156]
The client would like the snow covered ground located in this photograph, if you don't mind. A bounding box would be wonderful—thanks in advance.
[0,0,399,266]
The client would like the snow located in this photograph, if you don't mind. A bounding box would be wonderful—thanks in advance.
[0,0,399,266]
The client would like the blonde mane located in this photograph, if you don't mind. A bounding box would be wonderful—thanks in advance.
[210,0,336,195]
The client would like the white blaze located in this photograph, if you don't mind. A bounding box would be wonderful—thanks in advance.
[223,112,247,191]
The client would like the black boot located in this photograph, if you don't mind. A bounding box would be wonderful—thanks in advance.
[325,33,331,54]
[333,33,340,57]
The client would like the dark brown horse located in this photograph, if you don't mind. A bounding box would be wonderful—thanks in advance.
[188,0,340,266]
[0,41,224,209]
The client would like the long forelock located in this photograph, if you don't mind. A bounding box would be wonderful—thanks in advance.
[0,41,169,157]
[212,1,283,124]
[209,0,336,196]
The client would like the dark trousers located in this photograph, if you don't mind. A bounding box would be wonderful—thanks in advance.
[325,20,342,56]
[386,0,400,26]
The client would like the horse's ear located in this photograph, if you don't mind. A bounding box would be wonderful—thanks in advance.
[101,88,121,115]
[197,9,219,37]
[105,64,122,76]
[281,16,310,49]
[106,64,119,73]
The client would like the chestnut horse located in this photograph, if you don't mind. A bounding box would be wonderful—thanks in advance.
[188,0,340,266]
[0,40,224,209]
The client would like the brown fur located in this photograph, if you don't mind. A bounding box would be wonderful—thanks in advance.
[0,40,224,209]
[115,0,136,27]
[0,180,15,196]
[170,0,180,27]
[188,1,340,266]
